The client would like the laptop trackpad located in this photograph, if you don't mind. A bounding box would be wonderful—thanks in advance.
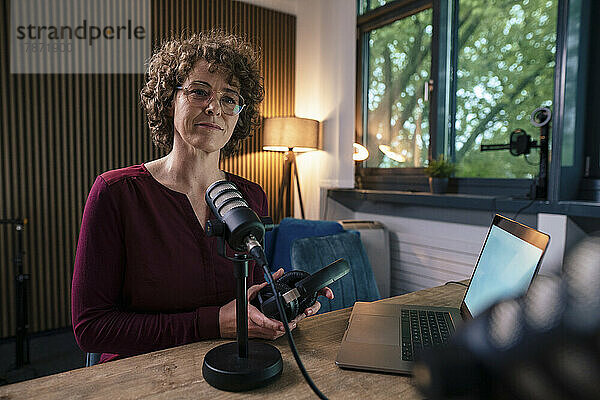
[345,314,399,346]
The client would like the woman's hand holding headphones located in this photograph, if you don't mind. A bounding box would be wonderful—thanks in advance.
[300,285,334,318]
[265,268,334,331]
[219,268,334,340]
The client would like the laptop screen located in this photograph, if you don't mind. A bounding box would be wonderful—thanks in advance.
[463,216,548,318]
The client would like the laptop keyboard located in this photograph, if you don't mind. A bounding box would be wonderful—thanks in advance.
[401,309,455,361]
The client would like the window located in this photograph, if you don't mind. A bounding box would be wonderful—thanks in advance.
[365,9,433,168]
[453,0,557,178]
[357,0,559,184]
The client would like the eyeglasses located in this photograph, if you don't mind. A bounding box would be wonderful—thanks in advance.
[175,83,245,116]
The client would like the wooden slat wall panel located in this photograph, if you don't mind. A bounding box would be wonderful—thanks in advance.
[0,0,295,338]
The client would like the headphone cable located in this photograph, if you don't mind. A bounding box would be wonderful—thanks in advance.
[262,265,329,400]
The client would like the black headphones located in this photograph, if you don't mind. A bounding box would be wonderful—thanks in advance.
[252,258,350,322]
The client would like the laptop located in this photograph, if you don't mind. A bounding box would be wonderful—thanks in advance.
[335,214,550,374]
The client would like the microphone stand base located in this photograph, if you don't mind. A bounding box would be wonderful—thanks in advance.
[202,341,283,392]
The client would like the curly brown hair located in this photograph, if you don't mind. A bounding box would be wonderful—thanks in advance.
[140,30,264,157]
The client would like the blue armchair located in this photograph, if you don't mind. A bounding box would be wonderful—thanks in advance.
[290,231,380,314]
[264,218,344,272]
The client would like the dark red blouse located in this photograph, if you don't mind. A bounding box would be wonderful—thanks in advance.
[71,164,268,363]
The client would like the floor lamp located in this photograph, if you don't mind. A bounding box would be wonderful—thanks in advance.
[263,117,319,221]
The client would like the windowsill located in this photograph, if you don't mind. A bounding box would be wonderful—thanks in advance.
[328,188,600,218]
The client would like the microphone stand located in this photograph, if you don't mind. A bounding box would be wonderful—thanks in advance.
[202,220,283,392]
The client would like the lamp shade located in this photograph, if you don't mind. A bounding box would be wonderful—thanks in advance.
[353,142,369,161]
[263,117,319,152]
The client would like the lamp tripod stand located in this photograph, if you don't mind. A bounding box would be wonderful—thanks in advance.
[276,149,305,221]
[263,117,319,221]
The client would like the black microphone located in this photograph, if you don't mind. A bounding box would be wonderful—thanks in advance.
[205,180,268,266]
[205,184,329,398]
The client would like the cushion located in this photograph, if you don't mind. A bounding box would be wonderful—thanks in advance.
[290,231,380,314]
[264,218,344,272]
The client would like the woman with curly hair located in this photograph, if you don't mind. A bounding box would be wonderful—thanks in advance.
[71,31,333,364]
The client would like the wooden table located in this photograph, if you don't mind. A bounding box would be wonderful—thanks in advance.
[0,283,467,399]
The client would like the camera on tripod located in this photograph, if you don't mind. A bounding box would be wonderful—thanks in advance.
[480,107,551,199]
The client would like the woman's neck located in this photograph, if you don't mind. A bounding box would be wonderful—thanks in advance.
[148,147,226,195]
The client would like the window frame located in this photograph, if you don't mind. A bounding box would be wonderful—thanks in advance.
[356,0,437,178]
[355,0,568,199]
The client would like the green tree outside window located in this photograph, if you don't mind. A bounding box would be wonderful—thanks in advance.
[362,0,558,178]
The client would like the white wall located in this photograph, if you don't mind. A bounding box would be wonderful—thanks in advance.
[537,213,587,276]
[294,0,356,220]
[322,197,488,294]
[354,211,488,295]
